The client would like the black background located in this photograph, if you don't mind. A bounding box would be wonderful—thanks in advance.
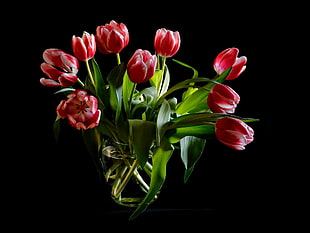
[4,2,295,231]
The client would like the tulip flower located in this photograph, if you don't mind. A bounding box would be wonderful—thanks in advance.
[154,28,180,58]
[127,49,157,84]
[72,31,96,61]
[56,89,101,130]
[213,48,247,80]
[207,84,240,114]
[215,117,254,150]
[40,49,79,87]
[95,20,129,54]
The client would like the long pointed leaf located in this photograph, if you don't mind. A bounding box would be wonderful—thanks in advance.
[165,124,215,143]
[128,119,156,168]
[81,128,103,180]
[90,58,109,108]
[149,69,163,94]
[107,63,126,114]
[122,71,135,117]
[129,140,174,220]
[159,65,170,97]
[156,99,172,146]
[172,59,199,99]
[180,136,206,182]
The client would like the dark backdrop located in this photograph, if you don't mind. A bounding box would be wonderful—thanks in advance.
[5,2,282,231]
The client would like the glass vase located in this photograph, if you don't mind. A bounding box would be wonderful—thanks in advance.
[99,138,157,207]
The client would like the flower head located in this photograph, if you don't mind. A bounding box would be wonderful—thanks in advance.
[213,48,247,80]
[40,49,79,87]
[72,31,96,61]
[127,49,157,83]
[56,89,101,130]
[154,28,180,58]
[95,20,129,54]
[207,84,240,114]
[215,117,254,150]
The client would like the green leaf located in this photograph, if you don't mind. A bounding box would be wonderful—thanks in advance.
[180,136,206,183]
[122,71,135,118]
[159,65,170,97]
[170,112,259,126]
[53,115,62,142]
[175,68,232,115]
[115,112,130,143]
[172,59,199,99]
[90,58,109,108]
[107,63,126,115]
[165,124,215,144]
[184,167,195,184]
[156,99,172,146]
[53,87,75,95]
[155,77,212,108]
[129,140,174,221]
[81,128,103,180]
[214,67,231,84]
[138,86,157,107]
[128,119,156,168]
[168,112,222,128]
[96,119,115,139]
[175,87,210,114]
[149,69,163,94]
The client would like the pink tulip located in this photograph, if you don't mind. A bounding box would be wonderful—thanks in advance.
[213,48,247,80]
[154,28,180,58]
[56,89,101,130]
[72,31,96,61]
[207,84,240,114]
[40,49,79,87]
[127,49,157,83]
[215,117,254,150]
[95,20,129,54]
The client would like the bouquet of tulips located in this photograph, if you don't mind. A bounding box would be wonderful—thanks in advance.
[39,20,258,220]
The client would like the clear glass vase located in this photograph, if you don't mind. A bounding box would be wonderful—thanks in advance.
[99,138,157,207]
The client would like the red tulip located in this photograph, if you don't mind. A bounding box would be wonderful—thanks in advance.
[72,31,96,61]
[207,84,240,114]
[154,28,180,58]
[127,49,157,83]
[56,89,101,130]
[40,49,79,87]
[213,48,247,80]
[95,20,129,54]
[215,117,254,150]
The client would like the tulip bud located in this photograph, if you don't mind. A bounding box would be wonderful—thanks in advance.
[95,20,129,54]
[207,84,240,114]
[213,48,247,80]
[72,31,96,61]
[215,117,254,150]
[127,49,157,84]
[154,28,180,58]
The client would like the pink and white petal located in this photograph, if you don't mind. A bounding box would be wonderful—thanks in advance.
[58,73,78,87]
[40,78,61,87]
[40,63,63,80]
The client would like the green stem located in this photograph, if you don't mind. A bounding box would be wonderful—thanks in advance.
[112,165,128,197]
[157,57,166,97]
[85,59,95,87]
[127,83,137,118]
[77,78,85,87]
[116,53,121,65]
[161,57,166,71]
[133,169,150,193]
[114,159,138,198]
[156,54,160,70]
